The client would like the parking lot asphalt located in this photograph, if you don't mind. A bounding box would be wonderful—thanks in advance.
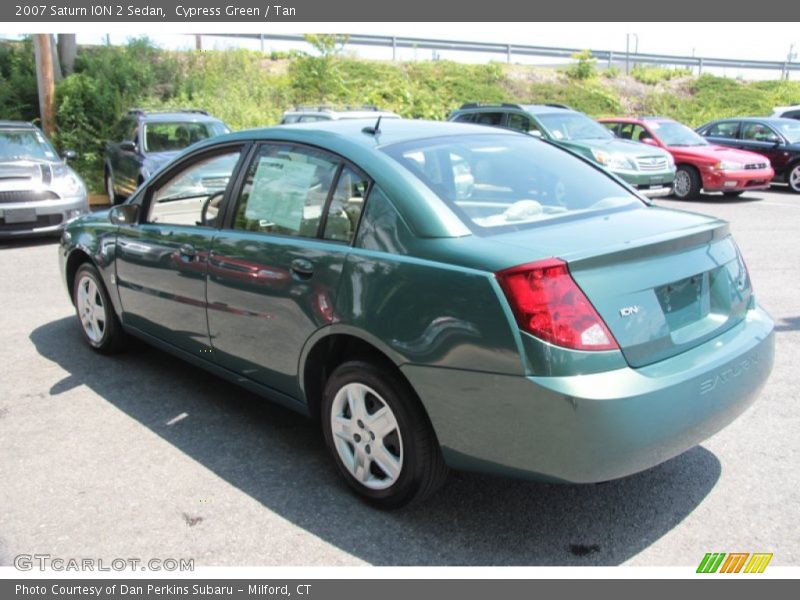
[0,186,797,568]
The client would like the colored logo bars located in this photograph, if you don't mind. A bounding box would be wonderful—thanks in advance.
[697,552,773,573]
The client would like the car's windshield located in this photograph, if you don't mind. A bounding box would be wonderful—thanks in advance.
[537,113,614,141]
[382,134,643,233]
[143,121,228,153]
[776,120,800,144]
[0,128,58,162]
[650,121,708,146]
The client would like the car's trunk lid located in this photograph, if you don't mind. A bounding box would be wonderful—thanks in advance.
[491,206,751,367]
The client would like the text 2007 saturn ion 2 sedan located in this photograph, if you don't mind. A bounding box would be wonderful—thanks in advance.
[59,120,774,508]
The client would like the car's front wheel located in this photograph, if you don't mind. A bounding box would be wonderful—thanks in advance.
[73,263,126,354]
[788,163,800,194]
[322,360,448,509]
[673,166,701,200]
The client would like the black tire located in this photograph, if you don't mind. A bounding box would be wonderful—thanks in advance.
[72,263,126,354]
[787,162,800,194]
[672,165,702,200]
[322,360,448,509]
[722,191,744,197]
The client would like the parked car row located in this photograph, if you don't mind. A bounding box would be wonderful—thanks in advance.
[59,115,775,507]
[6,96,798,238]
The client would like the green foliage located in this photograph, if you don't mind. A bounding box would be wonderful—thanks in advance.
[0,38,39,122]
[630,64,692,85]
[566,50,597,80]
[290,35,350,102]
[530,80,622,115]
[53,74,116,191]
[603,65,621,79]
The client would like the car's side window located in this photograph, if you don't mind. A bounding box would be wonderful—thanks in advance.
[473,112,505,126]
[705,121,739,139]
[602,122,620,135]
[232,144,340,238]
[453,114,475,124]
[147,150,242,227]
[742,123,780,143]
[322,166,370,243]
[507,113,533,133]
[617,123,635,140]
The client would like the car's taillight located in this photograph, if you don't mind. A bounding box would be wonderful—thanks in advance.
[496,258,619,351]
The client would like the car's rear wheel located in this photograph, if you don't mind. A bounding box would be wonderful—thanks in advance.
[788,163,800,193]
[322,360,448,509]
[73,263,126,354]
[673,166,701,200]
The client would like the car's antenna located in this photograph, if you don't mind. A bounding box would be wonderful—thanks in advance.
[362,116,382,136]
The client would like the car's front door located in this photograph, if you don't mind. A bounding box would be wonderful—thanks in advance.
[115,145,246,353]
[738,121,791,174]
[206,143,371,398]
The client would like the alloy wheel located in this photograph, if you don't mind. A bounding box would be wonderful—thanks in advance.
[76,274,107,343]
[789,165,800,193]
[329,382,404,490]
[674,170,691,198]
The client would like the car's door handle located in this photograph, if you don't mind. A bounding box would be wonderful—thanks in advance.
[290,258,314,278]
[179,244,196,258]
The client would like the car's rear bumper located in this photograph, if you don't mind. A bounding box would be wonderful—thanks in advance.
[0,195,89,237]
[404,304,774,483]
[701,168,774,193]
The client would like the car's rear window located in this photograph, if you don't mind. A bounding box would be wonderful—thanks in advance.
[143,121,228,153]
[381,134,644,234]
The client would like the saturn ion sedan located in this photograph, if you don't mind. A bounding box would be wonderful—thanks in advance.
[59,120,774,508]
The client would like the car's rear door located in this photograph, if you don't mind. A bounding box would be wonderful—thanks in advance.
[699,120,741,150]
[206,142,371,398]
[115,143,247,353]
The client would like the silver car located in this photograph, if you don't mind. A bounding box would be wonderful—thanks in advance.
[0,121,89,237]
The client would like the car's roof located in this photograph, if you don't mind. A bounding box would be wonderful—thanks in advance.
[134,112,223,123]
[0,120,38,129]
[284,110,400,120]
[705,116,797,126]
[220,118,521,149]
[519,104,578,115]
[600,116,675,124]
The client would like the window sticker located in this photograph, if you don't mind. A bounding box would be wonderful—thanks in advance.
[245,157,317,231]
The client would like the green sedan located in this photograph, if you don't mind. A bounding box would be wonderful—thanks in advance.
[59,120,774,508]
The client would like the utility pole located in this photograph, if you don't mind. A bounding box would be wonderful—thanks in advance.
[33,34,56,137]
[195,35,202,51]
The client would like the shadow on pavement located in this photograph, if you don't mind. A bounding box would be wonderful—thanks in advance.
[31,316,721,566]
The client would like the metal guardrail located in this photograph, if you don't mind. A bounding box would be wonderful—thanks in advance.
[208,33,800,79]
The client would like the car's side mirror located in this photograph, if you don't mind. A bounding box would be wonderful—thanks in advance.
[61,149,77,160]
[109,204,139,226]
[120,140,137,153]
[640,137,658,147]
[772,139,784,148]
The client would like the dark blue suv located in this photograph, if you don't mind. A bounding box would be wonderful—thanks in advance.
[104,109,229,204]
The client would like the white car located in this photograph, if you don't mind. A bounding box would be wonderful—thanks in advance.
[280,106,400,124]
[771,106,800,120]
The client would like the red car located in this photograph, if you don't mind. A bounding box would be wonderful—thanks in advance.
[600,117,774,199]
